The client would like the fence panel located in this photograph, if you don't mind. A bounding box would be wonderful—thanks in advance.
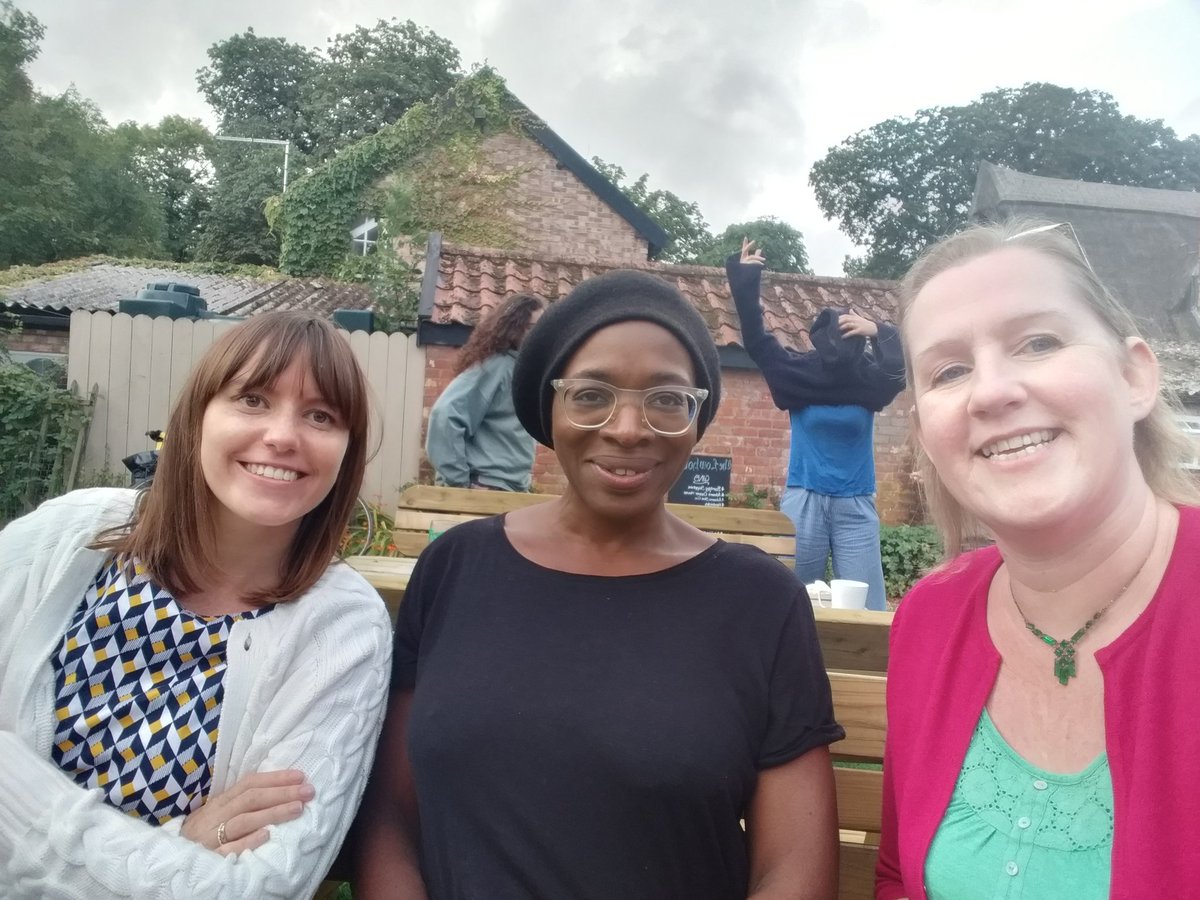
[67,312,424,512]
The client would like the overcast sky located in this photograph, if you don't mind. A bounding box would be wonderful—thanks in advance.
[23,0,1200,275]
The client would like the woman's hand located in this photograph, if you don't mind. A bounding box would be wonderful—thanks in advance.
[740,237,767,267]
[180,769,315,856]
[839,309,879,338]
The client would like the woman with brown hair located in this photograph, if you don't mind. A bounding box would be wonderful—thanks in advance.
[877,220,1200,898]
[0,311,392,898]
[425,292,545,491]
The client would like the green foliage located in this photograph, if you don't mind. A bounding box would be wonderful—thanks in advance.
[307,19,462,160]
[591,156,712,263]
[728,482,778,510]
[196,29,318,147]
[810,82,1200,279]
[194,135,284,265]
[332,247,421,334]
[879,524,942,600]
[275,68,525,279]
[591,158,810,271]
[0,335,92,524]
[339,503,399,557]
[193,20,463,267]
[198,20,461,163]
[0,5,165,267]
[116,115,215,261]
[696,216,811,273]
[0,86,164,266]
[0,0,41,107]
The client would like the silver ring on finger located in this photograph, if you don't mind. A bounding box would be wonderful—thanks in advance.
[217,821,228,846]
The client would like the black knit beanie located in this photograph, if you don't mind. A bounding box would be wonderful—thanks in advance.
[512,269,722,448]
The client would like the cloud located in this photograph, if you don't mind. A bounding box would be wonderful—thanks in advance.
[20,0,1200,274]
[472,0,816,229]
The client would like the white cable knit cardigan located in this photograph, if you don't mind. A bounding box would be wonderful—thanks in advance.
[0,488,393,899]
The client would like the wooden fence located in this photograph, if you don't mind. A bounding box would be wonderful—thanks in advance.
[65,311,426,511]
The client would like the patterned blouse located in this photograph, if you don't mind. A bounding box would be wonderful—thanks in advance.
[924,708,1113,898]
[50,557,270,824]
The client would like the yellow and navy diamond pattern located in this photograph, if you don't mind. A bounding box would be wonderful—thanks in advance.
[51,557,269,824]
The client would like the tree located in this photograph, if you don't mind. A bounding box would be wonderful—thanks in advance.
[696,217,811,273]
[117,116,215,261]
[193,134,282,265]
[0,5,163,268]
[810,83,1200,279]
[591,157,713,263]
[196,30,317,264]
[193,21,463,265]
[0,0,41,107]
[305,19,462,160]
[196,29,318,149]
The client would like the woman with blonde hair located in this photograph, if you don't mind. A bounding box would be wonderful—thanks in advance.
[877,219,1200,899]
[0,310,392,898]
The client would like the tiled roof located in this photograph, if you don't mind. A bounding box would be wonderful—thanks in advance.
[0,260,373,317]
[432,243,899,351]
[978,162,1200,218]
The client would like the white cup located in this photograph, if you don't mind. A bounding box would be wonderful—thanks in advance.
[806,580,832,607]
[831,579,869,610]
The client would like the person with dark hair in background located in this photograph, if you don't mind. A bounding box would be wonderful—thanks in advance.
[354,270,843,900]
[425,293,545,491]
[0,311,391,898]
[727,240,905,611]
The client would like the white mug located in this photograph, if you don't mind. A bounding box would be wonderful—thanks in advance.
[831,579,869,610]
[806,580,832,607]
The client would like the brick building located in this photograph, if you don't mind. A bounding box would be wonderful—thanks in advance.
[416,240,921,524]
[380,97,921,522]
[477,130,656,266]
[1,97,924,522]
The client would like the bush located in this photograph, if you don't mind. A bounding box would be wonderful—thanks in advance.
[880,524,942,600]
[0,359,92,525]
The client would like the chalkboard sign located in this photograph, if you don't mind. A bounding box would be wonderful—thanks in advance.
[668,454,733,507]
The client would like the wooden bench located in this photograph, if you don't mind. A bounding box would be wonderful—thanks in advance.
[337,486,889,899]
[389,484,799,568]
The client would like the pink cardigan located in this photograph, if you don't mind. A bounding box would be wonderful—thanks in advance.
[876,506,1200,900]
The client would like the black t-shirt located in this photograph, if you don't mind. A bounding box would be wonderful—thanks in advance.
[391,515,843,900]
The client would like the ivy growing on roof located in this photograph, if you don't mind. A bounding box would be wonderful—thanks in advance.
[270,67,529,279]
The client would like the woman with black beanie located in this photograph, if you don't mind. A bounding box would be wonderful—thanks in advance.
[354,269,843,899]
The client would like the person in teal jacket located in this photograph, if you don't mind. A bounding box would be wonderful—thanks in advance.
[425,293,544,491]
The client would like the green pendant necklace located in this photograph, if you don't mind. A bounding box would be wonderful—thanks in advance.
[1013,598,1117,685]
[1009,550,1152,686]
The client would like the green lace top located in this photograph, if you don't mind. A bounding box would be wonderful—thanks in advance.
[925,708,1113,899]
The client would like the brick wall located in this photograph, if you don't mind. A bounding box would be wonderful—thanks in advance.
[3,327,69,356]
[481,133,650,265]
[420,345,923,524]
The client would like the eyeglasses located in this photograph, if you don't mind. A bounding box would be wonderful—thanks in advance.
[551,378,708,436]
[1006,221,1094,273]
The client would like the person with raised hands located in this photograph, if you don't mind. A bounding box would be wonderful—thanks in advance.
[726,239,905,610]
